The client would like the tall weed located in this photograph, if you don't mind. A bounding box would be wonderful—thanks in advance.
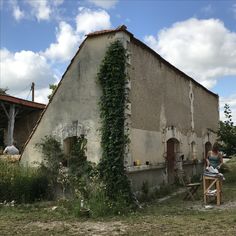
[0,160,49,203]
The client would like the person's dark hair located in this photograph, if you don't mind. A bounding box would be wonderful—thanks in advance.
[212,142,220,152]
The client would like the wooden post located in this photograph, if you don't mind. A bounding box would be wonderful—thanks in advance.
[31,82,35,102]
[7,104,15,145]
[1,102,17,146]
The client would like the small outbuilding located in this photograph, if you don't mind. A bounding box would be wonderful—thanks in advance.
[0,94,45,153]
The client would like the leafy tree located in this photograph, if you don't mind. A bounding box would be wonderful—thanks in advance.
[48,84,57,100]
[218,104,236,156]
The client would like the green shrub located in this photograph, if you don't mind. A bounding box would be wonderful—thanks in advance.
[224,157,236,183]
[35,133,135,217]
[35,135,64,179]
[0,160,49,203]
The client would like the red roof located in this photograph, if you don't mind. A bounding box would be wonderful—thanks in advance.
[0,94,46,110]
[86,25,133,37]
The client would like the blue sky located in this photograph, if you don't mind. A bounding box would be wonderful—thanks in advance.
[0,0,236,122]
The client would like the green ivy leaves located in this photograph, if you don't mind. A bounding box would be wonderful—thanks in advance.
[98,40,132,203]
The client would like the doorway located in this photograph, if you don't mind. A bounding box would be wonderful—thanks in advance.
[167,138,180,184]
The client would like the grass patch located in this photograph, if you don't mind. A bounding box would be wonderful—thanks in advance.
[0,157,236,235]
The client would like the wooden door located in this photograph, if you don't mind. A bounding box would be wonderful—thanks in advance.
[167,139,177,184]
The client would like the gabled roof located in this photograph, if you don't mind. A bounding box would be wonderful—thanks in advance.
[20,25,218,159]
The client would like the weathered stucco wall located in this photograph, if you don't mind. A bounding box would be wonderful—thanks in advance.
[21,32,130,166]
[128,40,219,167]
[193,84,219,136]
[21,29,219,191]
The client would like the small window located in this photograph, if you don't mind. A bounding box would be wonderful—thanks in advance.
[63,135,87,169]
[63,136,77,156]
[191,141,196,160]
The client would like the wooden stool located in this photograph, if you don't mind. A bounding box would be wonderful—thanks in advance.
[203,175,222,206]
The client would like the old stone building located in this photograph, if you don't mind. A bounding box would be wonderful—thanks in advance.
[21,26,219,190]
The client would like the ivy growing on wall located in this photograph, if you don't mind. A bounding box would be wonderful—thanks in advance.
[98,40,132,202]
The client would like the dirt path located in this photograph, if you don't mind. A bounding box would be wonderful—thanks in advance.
[24,220,128,236]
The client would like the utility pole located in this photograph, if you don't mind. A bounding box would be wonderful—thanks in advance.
[31,82,35,102]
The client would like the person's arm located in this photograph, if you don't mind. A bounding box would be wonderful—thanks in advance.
[217,153,223,169]
[3,147,8,154]
[206,151,210,167]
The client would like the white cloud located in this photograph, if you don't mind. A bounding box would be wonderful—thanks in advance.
[220,94,236,123]
[53,0,64,6]
[1,6,112,102]
[10,0,24,21]
[44,8,112,62]
[76,8,111,34]
[26,0,51,21]
[0,48,56,103]
[144,18,236,90]
[88,0,118,9]
[44,21,81,62]
[7,0,64,22]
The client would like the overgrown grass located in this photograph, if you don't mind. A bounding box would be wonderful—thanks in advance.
[224,156,236,183]
[0,158,236,235]
[0,160,49,203]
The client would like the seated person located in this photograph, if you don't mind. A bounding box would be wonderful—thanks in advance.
[3,142,19,155]
[206,142,223,171]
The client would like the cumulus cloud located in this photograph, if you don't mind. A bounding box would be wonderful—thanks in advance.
[6,0,64,21]
[88,0,118,9]
[10,0,24,21]
[0,48,56,103]
[53,0,64,6]
[25,0,51,21]
[44,21,81,62]
[44,8,112,62]
[1,7,112,103]
[76,8,111,34]
[144,18,236,89]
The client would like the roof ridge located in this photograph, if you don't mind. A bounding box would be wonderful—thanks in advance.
[86,24,131,37]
